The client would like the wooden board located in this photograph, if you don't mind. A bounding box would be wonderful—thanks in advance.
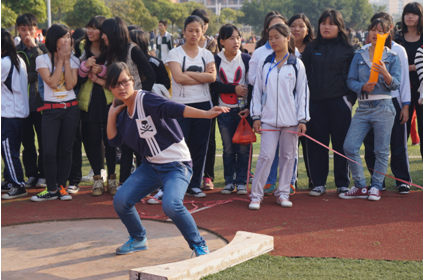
[129,231,273,280]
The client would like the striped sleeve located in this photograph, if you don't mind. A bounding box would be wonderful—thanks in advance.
[414,47,423,84]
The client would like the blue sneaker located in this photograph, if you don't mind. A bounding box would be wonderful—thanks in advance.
[263,184,276,195]
[116,237,148,255]
[192,244,210,257]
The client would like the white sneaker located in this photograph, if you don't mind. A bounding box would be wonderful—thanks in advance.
[101,169,107,182]
[221,184,235,195]
[249,199,260,210]
[277,196,293,208]
[309,185,326,196]
[67,185,80,194]
[35,178,47,188]
[236,185,248,195]
[147,189,163,204]
[81,169,94,182]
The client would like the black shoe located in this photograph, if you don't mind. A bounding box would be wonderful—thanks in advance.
[397,184,410,194]
[30,188,59,202]
[1,181,10,193]
[1,187,28,200]
[24,177,37,188]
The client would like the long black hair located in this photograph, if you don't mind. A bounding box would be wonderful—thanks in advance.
[45,24,70,76]
[76,16,107,62]
[256,14,288,49]
[312,9,351,48]
[288,13,315,45]
[101,17,131,64]
[1,28,21,73]
[129,30,149,57]
[217,24,242,51]
[267,23,296,54]
[401,2,423,35]
[368,18,392,48]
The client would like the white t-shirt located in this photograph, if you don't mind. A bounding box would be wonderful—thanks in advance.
[36,54,80,102]
[165,46,214,104]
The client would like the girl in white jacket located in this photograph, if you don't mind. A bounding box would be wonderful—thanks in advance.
[249,23,310,210]
[1,28,29,199]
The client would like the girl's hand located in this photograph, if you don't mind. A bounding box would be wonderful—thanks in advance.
[373,60,389,77]
[238,108,250,118]
[205,106,230,118]
[362,82,376,92]
[399,105,409,125]
[57,39,72,62]
[108,98,127,117]
[298,123,307,135]
[235,84,248,97]
[86,56,96,68]
[253,120,261,134]
[88,72,98,82]
[92,64,102,74]
[206,64,215,74]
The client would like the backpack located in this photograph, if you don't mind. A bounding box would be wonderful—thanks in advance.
[262,53,299,97]
[214,53,250,104]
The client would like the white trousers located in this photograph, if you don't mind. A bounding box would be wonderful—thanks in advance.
[250,123,299,200]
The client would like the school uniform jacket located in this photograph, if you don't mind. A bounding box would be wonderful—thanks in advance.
[1,56,29,118]
[108,90,192,166]
[250,53,310,127]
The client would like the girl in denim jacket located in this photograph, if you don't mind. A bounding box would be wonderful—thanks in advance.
[342,19,401,201]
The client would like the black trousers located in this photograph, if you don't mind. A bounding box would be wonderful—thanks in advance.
[81,122,116,178]
[42,105,80,191]
[22,111,44,178]
[119,143,142,183]
[203,117,216,181]
[67,120,82,186]
[1,118,25,188]
[407,83,423,159]
[306,96,351,187]
[364,98,411,186]
[177,101,212,190]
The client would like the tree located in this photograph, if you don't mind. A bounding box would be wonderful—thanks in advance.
[372,3,387,14]
[1,3,18,29]
[240,0,293,34]
[162,3,186,34]
[108,0,157,31]
[66,0,111,29]
[220,8,244,23]
[51,0,76,23]
[345,0,373,29]
[3,0,46,32]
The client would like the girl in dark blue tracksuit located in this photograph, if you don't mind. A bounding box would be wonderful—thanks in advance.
[301,9,355,196]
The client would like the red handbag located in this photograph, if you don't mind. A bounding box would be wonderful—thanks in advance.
[232,117,257,145]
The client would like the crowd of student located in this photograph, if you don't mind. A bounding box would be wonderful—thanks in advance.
[2,6,423,206]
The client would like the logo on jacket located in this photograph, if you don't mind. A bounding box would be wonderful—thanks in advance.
[136,116,157,139]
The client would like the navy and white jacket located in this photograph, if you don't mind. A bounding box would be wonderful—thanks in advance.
[251,53,310,127]
[1,56,29,118]
[108,90,191,166]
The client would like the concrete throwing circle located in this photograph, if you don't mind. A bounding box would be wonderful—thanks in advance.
[2,219,227,279]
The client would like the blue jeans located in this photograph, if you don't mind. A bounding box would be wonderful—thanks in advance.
[217,108,250,185]
[343,99,396,190]
[113,161,206,250]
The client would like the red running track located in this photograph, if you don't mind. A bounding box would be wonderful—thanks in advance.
[2,187,422,261]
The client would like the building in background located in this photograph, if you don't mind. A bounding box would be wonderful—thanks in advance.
[369,0,418,17]
[178,0,249,14]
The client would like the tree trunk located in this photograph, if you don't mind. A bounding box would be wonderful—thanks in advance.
[171,22,174,34]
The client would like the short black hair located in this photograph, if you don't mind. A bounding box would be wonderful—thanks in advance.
[16,13,38,28]
[104,61,132,89]
[401,2,423,34]
[184,15,204,30]
[128,25,143,32]
[371,12,393,26]
[191,9,209,24]
[159,20,168,26]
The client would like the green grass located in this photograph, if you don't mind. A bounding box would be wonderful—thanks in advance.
[202,255,423,280]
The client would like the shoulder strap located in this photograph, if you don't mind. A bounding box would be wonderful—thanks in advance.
[201,56,206,70]
[214,55,221,72]
[182,56,186,72]
[292,58,298,98]
[241,53,250,74]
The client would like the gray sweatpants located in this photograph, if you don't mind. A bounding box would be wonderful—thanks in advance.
[250,123,299,200]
